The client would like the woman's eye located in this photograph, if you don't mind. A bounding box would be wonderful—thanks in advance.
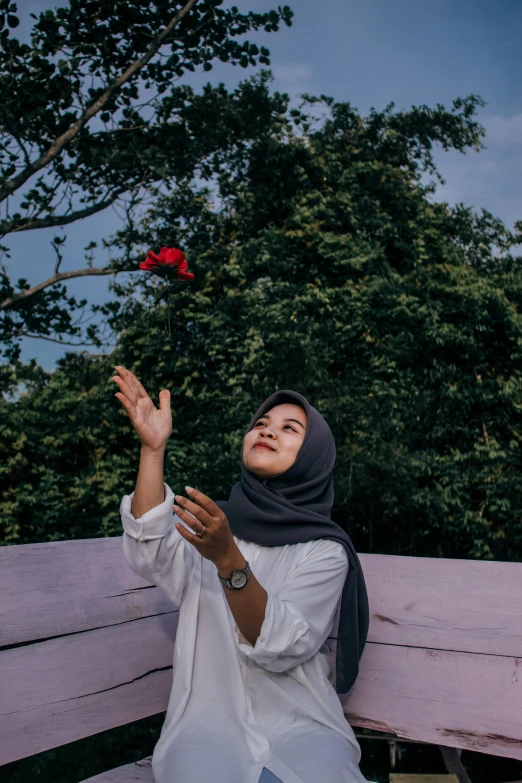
[255,421,295,432]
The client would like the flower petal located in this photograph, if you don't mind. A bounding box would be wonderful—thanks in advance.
[146,250,161,263]
[159,247,184,265]
[139,259,159,271]
[141,247,192,279]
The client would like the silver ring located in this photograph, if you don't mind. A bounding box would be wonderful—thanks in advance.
[195,527,204,537]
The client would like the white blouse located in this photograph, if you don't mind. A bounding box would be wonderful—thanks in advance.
[121,483,374,783]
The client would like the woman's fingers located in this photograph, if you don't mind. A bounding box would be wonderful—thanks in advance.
[112,369,144,407]
[112,374,139,407]
[114,391,138,421]
[182,487,218,518]
[174,493,214,528]
[158,389,171,413]
[112,367,138,404]
[116,365,149,401]
[111,372,144,418]
[173,504,201,533]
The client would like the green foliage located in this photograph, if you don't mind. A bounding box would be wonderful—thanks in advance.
[2,75,522,565]
[0,0,293,357]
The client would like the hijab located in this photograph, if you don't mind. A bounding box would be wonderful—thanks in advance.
[216,389,370,695]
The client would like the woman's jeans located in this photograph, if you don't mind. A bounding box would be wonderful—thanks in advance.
[259,767,283,782]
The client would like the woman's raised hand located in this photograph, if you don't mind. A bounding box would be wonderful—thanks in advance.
[112,365,172,452]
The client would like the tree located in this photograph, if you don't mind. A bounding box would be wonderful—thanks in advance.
[2,75,522,567]
[3,73,522,783]
[0,0,293,359]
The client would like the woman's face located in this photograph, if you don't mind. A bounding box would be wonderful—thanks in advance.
[242,402,307,479]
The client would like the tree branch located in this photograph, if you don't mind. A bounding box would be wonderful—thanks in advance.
[1,267,117,310]
[0,0,199,204]
[2,189,125,234]
[15,331,102,347]
[88,120,179,135]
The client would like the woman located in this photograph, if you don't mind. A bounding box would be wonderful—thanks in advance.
[114,365,374,783]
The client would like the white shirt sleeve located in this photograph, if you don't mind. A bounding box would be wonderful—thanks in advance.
[120,482,194,608]
[234,540,348,673]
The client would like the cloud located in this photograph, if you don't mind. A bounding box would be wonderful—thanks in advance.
[271,63,314,95]
[482,113,522,145]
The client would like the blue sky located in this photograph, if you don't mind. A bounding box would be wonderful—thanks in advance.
[7,0,522,370]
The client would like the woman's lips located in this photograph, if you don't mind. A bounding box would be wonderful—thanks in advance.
[253,443,274,451]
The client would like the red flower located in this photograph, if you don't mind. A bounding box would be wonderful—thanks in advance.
[139,247,194,281]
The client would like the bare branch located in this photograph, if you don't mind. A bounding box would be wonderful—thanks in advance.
[2,189,125,234]
[89,121,177,135]
[15,331,102,347]
[1,266,117,310]
[0,0,199,204]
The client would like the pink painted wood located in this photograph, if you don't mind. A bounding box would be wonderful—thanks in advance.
[81,756,154,782]
[342,554,522,760]
[0,537,177,766]
[1,538,521,773]
[0,536,175,647]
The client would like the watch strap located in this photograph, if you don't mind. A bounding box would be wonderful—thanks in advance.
[218,560,251,589]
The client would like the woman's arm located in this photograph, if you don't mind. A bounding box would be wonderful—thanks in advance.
[131,445,166,518]
[114,366,192,607]
[232,541,349,672]
[121,482,194,609]
[111,364,172,518]
[216,548,268,647]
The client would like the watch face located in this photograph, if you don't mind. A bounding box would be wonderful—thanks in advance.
[231,571,247,588]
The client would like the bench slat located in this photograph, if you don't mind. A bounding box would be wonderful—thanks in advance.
[361,553,522,657]
[343,642,522,759]
[0,537,174,647]
[389,777,459,782]
[79,756,153,782]
[0,614,176,765]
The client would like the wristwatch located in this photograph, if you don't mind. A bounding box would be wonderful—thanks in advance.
[218,560,251,590]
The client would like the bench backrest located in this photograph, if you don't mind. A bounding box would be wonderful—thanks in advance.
[1,538,521,766]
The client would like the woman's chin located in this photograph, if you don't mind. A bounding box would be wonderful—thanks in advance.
[244,458,270,477]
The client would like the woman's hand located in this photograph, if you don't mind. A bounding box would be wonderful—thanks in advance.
[173,487,238,567]
[112,365,172,451]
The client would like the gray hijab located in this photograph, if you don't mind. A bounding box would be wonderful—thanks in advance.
[216,389,370,695]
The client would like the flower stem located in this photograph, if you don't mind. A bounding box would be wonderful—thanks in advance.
[166,289,172,337]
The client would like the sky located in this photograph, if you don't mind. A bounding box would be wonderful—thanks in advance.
[6,0,522,370]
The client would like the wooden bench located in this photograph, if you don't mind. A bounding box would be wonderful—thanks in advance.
[1,537,521,782]
[390,777,459,783]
